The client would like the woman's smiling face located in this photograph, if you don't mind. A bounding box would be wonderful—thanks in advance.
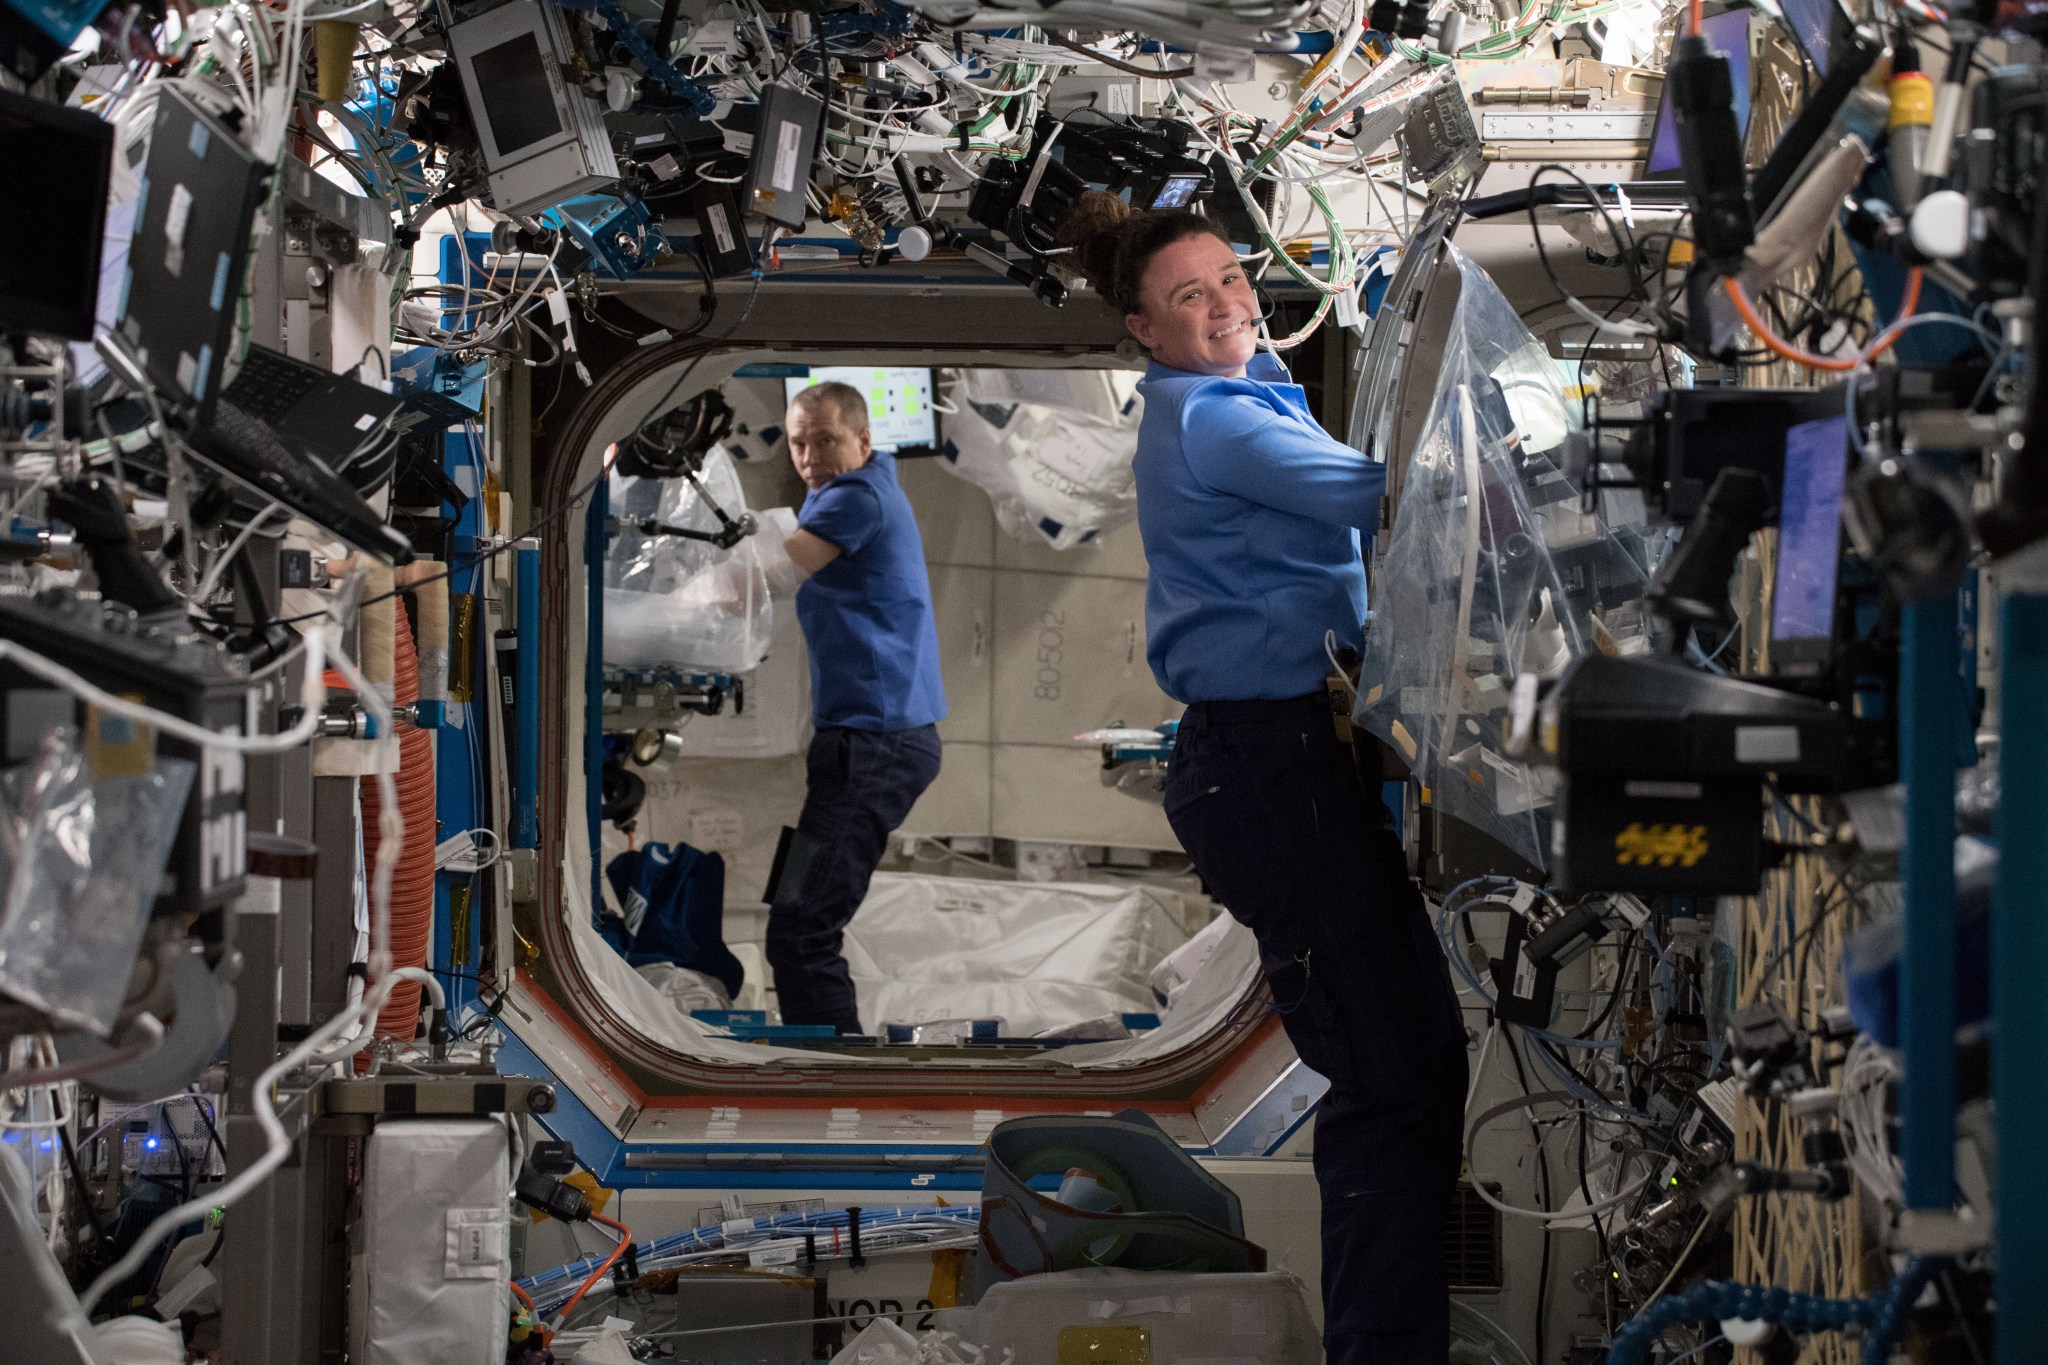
[1124,233,1259,378]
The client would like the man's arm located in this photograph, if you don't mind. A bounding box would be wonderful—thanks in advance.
[783,529,842,576]
[749,514,844,597]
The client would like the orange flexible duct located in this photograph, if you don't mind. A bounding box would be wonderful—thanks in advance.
[361,605,438,1040]
[1723,267,1925,373]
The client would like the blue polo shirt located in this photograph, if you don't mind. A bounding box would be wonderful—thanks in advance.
[795,452,948,731]
[1134,353,1386,702]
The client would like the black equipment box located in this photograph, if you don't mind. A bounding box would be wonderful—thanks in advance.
[1624,385,1847,520]
[1544,654,1845,894]
[0,593,253,913]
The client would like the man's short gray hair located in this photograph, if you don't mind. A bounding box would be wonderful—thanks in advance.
[788,380,870,432]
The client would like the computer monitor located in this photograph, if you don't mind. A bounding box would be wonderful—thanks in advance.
[1643,7,1754,179]
[1769,414,1849,674]
[784,368,937,454]
[0,88,112,340]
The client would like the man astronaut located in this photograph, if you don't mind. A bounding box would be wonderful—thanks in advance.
[759,380,946,1033]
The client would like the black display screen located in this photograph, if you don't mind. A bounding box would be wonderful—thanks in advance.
[0,88,112,339]
[472,32,563,156]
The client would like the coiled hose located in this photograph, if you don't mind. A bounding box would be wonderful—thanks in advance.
[1604,1258,1949,1365]
[360,604,436,1039]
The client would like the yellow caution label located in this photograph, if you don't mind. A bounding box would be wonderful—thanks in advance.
[928,1248,970,1308]
[85,697,153,778]
[1614,822,1709,868]
[1058,1324,1150,1363]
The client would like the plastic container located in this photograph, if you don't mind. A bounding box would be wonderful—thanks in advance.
[967,1269,1319,1365]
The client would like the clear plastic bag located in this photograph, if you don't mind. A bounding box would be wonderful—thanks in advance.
[602,445,772,673]
[0,727,195,1035]
[937,369,1142,549]
[1353,246,1658,868]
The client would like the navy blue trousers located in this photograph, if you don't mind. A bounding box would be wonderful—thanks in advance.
[1164,695,1469,1365]
[767,724,942,1032]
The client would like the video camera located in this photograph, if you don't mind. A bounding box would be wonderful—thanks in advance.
[964,114,1221,306]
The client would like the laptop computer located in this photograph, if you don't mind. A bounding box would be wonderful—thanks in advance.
[222,343,405,468]
[113,88,410,563]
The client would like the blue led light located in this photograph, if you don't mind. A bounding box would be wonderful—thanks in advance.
[145,1137,160,1150]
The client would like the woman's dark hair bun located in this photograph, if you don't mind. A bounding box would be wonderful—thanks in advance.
[1055,189,1136,307]
[1055,188,1226,315]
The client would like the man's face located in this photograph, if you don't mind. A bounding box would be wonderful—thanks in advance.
[786,399,873,491]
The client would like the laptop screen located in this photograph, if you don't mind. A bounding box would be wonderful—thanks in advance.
[1777,0,1837,74]
[0,89,111,341]
[1643,8,1754,179]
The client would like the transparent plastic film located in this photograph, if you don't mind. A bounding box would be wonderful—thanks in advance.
[602,445,773,673]
[1353,246,1656,869]
[0,726,195,1035]
[936,368,1143,550]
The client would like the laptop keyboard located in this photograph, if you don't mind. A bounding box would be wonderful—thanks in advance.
[200,398,408,562]
[221,347,324,425]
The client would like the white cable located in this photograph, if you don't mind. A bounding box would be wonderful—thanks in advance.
[1465,1153,1652,1224]
[306,638,405,1061]
[1840,1037,1903,1206]
[1465,1092,1654,1223]
[1465,1020,1496,1114]
[465,826,502,870]
[0,1016,165,1094]
[192,502,288,606]
[0,622,328,755]
[76,965,440,1315]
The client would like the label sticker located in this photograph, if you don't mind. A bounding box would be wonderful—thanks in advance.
[1334,284,1362,330]
[444,1208,506,1279]
[771,118,805,192]
[354,413,379,431]
[688,19,739,55]
[1734,725,1800,764]
[1193,44,1255,84]
[687,808,744,853]
[163,183,194,277]
[1624,779,1704,799]
[705,202,736,256]
[210,250,232,311]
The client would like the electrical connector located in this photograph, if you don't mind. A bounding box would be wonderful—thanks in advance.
[516,1141,593,1222]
